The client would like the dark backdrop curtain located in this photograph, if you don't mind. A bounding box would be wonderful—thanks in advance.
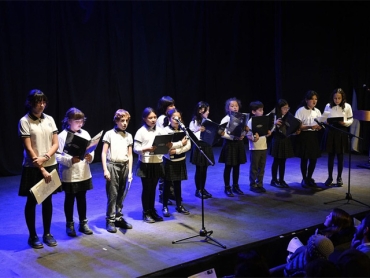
[1,1,370,176]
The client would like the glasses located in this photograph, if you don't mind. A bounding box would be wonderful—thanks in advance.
[282,107,290,111]
[72,119,84,124]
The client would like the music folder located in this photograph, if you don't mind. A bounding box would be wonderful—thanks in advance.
[327,117,344,125]
[151,134,173,154]
[171,131,186,142]
[227,112,249,137]
[63,130,103,160]
[201,119,227,146]
[251,115,270,137]
[280,113,301,137]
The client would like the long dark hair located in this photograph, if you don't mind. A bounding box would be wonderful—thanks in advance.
[301,90,319,109]
[329,88,346,109]
[275,99,289,118]
[157,96,175,115]
[192,101,209,125]
[321,208,354,238]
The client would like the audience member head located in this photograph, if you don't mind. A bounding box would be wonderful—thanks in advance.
[234,250,270,277]
[306,234,334,262]
[353,213,370,245]
[305,258,340,277]
[337,248,370,277]
[322,208,354,237]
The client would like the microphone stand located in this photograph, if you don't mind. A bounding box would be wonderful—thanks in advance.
[172,121,226,249]
[320,121,370,208]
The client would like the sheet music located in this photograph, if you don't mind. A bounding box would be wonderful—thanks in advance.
[29,169,62,204]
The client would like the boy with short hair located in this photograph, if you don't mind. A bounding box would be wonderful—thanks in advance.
[247,101,271,193]
[101,109,133,233]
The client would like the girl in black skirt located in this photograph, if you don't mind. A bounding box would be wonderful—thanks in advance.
[219,97,247,197]
[162,109,191,217]
[323,88,353,187]
[134,107,171,223]
[18,89,61,249]
[270,99,296,188]
[294,90,323,188]
[189,101,215,199]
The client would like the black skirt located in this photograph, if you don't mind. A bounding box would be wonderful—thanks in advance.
[163,158,187,181]
[294,131,321,159]
[190,141,215,166]
[62,178,93,194]
[19,164,61,196]
[324,126,349,154]
[135,161,165,179]
[270,132,295,159]
[218,139,247,165]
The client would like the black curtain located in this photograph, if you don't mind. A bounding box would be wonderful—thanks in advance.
[1,1,370,176]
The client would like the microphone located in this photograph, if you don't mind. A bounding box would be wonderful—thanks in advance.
[314,119,325,129]
[174,116,186,131]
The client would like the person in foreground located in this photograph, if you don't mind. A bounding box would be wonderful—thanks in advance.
[18,89,60,249]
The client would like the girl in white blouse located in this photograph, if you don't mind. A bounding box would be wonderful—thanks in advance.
[323,88,353,187]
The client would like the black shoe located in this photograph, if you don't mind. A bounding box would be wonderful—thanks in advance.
[258,186,266,193]
[150,209,164,222]
[106,221,117,233]
[232,185,244,195]
[115,218,133,229]
[308,178,319,188]
[28,235,43,249]
[250,186,263,193]
[336,177,343,187]
[43,234,57,247]
[176,205,190,215]
[279,180,290,188]
[195,190,209,199]
[79,219,93,235]
[143,211,155,223]
[224,186,234,197]
[162,206,170,217]
[325,177,333,187]
[66,222,77,237]
[270,179,284,188]
[202,189,212,198]
[301,179,310,188]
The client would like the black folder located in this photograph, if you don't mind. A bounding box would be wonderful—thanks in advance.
[327,117,344,125]
[150,134,173,155]
[171,131,186,142]
[280,113,301,137]
[200,119,227,146]
[63,130,103,160]
[251,116,270,137]
[227,112,249,137]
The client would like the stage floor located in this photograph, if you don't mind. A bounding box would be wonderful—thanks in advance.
[1,147,370,277]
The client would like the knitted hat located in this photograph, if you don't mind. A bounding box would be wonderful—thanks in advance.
[306,234,334,261]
